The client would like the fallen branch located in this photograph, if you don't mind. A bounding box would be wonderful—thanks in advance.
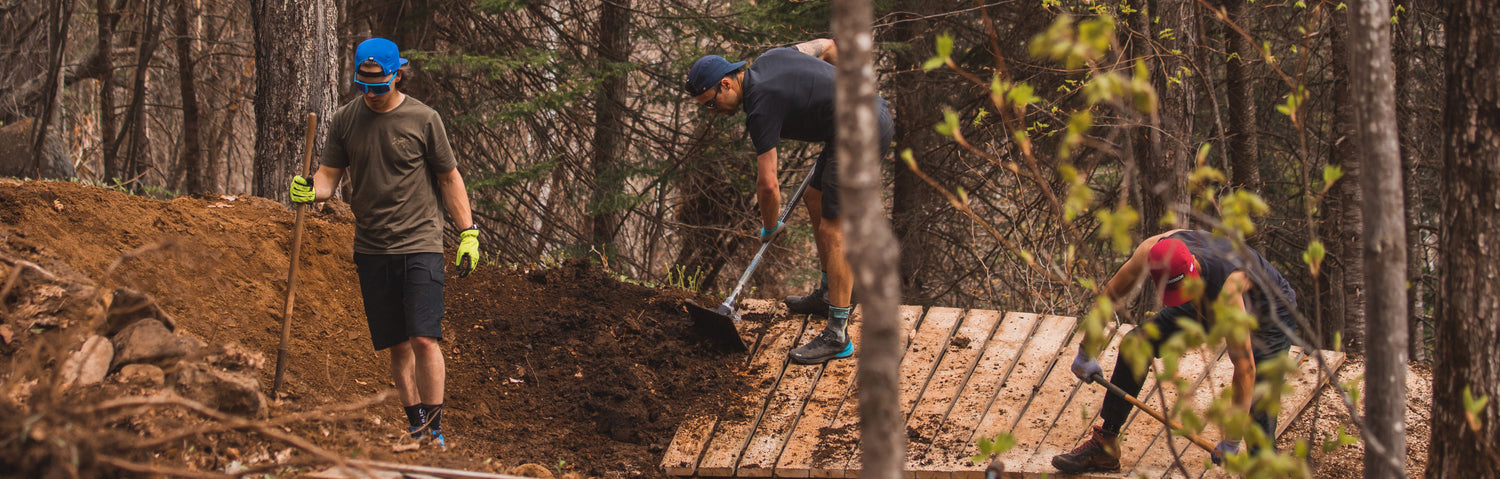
[125,390,392,450]
[95,455,231,479]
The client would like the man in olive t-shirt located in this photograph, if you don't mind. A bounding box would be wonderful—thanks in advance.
[289,37,479,449]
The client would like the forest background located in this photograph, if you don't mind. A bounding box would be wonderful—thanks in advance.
[0,0,1449,368]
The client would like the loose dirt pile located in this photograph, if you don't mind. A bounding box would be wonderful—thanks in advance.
[0,180,756,477]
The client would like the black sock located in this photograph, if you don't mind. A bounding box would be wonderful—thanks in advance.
[421,403,444,432]
[403,405,425,434]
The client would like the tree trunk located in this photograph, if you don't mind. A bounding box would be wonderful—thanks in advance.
[251,0,337,204]
[1325,15,1366,351]
[31,0,74,179]
[889,0,942,304]
[831,1,904,479]
[1223,0,1260,194]
[98,0,120,183]
[589,0,631,249]
[1394,0,1427,364]
[121,0,165,189]
[1430,0,1500,475]
[175,0,208,194]
[1137,0,1191,231]
[1347,1,1408,477]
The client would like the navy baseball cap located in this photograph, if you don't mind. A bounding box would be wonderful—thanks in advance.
[354,38,409,76]
[684,55,746,96]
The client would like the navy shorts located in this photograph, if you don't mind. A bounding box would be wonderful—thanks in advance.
[809,98,895,219]
[353,252,445,350]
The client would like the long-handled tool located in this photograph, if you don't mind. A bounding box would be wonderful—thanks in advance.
[1089,372,1220,459]
[272,112,319,396]
[687,164,818,351]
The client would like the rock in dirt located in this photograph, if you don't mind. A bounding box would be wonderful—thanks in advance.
[202,342,265,372]
[116,363,165,387]
[507,464,555,479]
[105,287,177,334]
[111,319,203,368]
[169,362,267,418]
[58,335,113,389]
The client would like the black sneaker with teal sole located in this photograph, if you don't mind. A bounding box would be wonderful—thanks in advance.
[789,330,854,364]
[785,286,830,316]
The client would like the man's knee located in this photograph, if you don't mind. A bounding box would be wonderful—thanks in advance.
[409,336,441,353]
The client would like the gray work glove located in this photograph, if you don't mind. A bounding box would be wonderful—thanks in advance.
[1070,346,1103,383]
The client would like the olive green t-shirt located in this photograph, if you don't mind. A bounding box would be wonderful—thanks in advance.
[321,96,457,254]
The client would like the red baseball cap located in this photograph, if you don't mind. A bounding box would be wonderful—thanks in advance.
[1148,238,1199,307]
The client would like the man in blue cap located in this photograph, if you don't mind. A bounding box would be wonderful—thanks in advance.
[685,39,893,365]
[289,37,479,448]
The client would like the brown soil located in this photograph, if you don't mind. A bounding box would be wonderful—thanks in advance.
[1277,355,1433,478]
[0,180,756,477]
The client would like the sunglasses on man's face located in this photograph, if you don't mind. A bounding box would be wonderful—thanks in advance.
[701,84,722,110]
[354,72,395,95]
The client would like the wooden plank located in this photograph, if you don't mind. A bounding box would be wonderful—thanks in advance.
[842,307,966,477]
[904,309,1005,461]
[696,320,806,476]
[737,321,830,476]
[1275,349,1344,439]
[771,319,868,478]
[1133,349,1237,478]
[1113,347,1224,476]
[909,312,1042,479]
[663,315,808,476]
[941,314,1078,479]
[1009,324,1135,475]
[806,306,927,479]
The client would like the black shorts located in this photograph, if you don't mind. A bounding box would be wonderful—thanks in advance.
[353,252,445,350]
[809,98,895,219]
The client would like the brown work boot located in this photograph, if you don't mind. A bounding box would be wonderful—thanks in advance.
[1051,426,1121,473]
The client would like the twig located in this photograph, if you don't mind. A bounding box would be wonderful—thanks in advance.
[96,455,231,479]
[123,391,391,450]
[101,238,179,282]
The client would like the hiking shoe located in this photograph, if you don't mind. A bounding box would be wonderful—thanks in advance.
[785,286,830,316]
[1052,426,1121,473]
[789,330,854,365]
[407,425,425,440]
[427,429,447,450]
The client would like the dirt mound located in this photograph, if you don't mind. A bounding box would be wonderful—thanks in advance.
[0,180,755,477]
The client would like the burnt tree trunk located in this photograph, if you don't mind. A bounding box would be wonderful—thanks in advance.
[1430,0,1500,475]
[832,1,903,478]
[98,0,120,182]
[250,0,337,204]
[32,0,74,179]
[589,0,632,249]
[1347,0,1408,476]
[1136,0,1191,231]
[175,0,208,194]
[1325,15,1366,351]
[1223,0,1260,194]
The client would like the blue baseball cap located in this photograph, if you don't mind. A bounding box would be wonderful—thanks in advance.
[354,38,409,76]
[684,55,746,96]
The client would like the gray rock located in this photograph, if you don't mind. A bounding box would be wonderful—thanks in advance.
[111,319,204,368]
[170,362,267,418]
[59,335,113,389]
[117,364,165,387]
[105,287,177,335]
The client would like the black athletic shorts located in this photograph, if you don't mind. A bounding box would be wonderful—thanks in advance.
[809,99,895,219]
[353,252,445,350]
[1144,302,1296,362]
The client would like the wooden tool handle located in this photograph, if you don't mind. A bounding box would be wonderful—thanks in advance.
[273,112,319,396]
[300,113,318,176]
[1091,373,1220,455]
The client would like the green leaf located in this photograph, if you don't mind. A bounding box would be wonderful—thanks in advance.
[1007,83,1042,108]
[1465,386,1490,432]
[900,149,917,170]
[936,33,954,58]
[1195,143,1212,165]
[934,108,961,138]
[1303,240,1327,276]
[1322,165,1344,192]
[1094,205,1139,254]
[922,56,945,72]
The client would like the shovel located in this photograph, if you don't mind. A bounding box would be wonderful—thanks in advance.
[1089,372,1221,459]
[687,163,817,351]
[272,112,319,396]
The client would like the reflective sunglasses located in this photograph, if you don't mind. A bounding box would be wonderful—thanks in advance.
[701,84,722,110]
[353,73,396,95]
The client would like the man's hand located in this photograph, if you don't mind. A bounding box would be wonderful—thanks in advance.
[455,228,480,278]
[290,175,316,203]
[1070,346,1103,383]
[1211,439,1241,465]
[760,221,786,243]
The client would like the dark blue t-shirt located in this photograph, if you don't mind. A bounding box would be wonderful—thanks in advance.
[741,47,839,155]
[1166,230,1298,345]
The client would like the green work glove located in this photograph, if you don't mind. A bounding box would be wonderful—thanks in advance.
[455,227,480,278]
[290,175,316,204]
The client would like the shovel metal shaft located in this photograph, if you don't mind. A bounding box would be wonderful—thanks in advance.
[717,163,819,315]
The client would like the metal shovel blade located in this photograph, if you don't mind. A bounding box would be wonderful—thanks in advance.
[686,300,748,352]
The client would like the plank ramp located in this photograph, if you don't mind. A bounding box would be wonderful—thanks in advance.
[663,308,1344,479]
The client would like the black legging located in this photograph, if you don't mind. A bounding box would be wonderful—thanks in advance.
[1098,305,1288,447]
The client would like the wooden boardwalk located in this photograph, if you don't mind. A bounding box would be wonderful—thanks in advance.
[663,306,1344,478]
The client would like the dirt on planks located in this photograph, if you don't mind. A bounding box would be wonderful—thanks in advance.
[0,180,759,477]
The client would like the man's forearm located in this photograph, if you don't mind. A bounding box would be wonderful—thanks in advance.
[438,172,474,229]
[757,184,780,230]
